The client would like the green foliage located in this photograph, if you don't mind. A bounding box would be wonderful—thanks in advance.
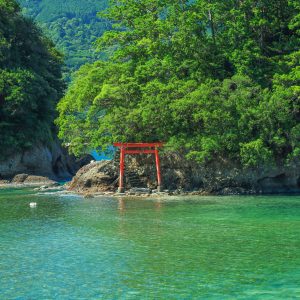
[18,0,110,77]
[240,139,273,168]
[57,0,300,168]
[0,0,64,157]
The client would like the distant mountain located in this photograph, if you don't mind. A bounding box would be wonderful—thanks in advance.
[18,0,111,77]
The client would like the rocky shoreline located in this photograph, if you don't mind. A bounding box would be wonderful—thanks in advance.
[1,176,299,198]
[2,154,300,198]
[63,157,300,196]
[0,174,58,187]
[0,173,256,198]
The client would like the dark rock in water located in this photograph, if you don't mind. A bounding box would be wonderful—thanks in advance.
[11,173,56,185]
[11,174,29,184]
[216,187,253,195]
[0,139,89,181]
[24,175,56,185]
[257,173,300,194]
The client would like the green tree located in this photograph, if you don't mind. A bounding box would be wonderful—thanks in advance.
[0,0,64,156]
[57,0,300,168]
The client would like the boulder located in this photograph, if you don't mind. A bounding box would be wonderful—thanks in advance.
[24,175,56,185]
[0,138,87,181]
[67,160,118,193]
[11,174,29,184]
[11,174,56,185]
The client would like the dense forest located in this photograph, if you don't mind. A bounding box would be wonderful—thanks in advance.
[57,0,300,168]
[18,0,110,76]
[0,0,64,156]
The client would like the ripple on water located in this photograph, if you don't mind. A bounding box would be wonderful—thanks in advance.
[0,190,300,299]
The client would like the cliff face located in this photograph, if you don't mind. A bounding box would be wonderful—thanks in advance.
[0,139,85,181]
[67,153,300,195]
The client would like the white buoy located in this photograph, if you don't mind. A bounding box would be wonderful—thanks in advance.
[30,202,37,208]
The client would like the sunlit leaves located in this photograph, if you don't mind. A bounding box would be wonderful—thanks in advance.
[57,0,300,168]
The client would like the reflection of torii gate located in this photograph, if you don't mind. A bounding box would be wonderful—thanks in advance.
[113,143,163,193]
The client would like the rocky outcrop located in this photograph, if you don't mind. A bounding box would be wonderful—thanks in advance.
[257,172,300,194]
[67,160,118,193]
[68,153,300,195]
[0,139,93,181]
[11,174,56,185]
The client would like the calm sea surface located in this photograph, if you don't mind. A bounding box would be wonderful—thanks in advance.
[0,188,300,299]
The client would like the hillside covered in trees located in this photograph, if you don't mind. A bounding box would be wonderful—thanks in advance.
[57,0,300,169]
[0,0,64,157]
[18,0,110,75]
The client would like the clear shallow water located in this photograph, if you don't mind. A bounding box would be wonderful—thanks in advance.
[0,189,300,299]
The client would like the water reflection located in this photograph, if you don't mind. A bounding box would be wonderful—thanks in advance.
[117,198,163,214]
[1,191,300,299]
[118,198,126,213]
[155,200,162,211]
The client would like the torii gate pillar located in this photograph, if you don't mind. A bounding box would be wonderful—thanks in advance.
[113,143,164,193]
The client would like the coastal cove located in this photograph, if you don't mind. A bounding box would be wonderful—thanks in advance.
[0,187,300,299]
[1,0,299,298]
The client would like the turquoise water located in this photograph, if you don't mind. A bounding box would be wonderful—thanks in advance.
[0,188,300,299]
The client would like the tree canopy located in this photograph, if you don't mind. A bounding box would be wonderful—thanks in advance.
[57,0,300,168]
[0,0,64,156]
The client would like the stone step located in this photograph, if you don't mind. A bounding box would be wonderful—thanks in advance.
[129,187,152,194]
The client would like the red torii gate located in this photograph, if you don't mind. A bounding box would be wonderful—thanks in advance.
[113,143,163,193]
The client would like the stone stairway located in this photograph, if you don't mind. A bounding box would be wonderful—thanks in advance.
[114,149,145,188]
[125,170,144,188]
